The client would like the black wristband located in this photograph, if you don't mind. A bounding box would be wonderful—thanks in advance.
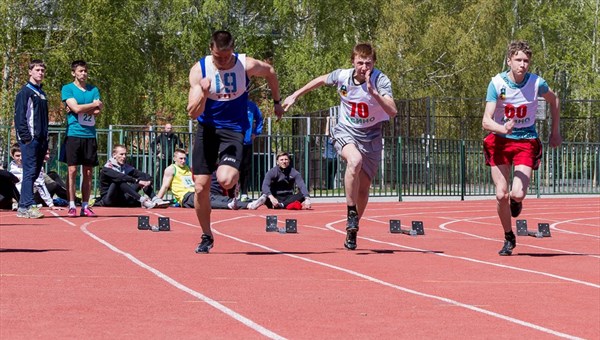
[273,99,281,105]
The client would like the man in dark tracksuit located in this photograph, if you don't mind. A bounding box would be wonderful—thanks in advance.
[14,59,49,219]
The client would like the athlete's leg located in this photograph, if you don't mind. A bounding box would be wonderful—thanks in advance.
[491,164,512,233]
[356,170,372,220]
[193,174,212,237]
[340,143,362,207]
[215,165,239,190]
[67,165,78,202]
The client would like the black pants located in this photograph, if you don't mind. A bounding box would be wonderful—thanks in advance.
[264,193,305,209]
[99,182,156,207]
[0,170,19,210]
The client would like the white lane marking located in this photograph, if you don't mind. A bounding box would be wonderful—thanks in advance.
[77,217,285,340]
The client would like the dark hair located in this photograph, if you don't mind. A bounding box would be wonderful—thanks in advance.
[29,59,46,70]
[506,40,532,60]
[210,31,235,51]
[10,143,20,156]
[71,60,87,71]
[351,43,377,62]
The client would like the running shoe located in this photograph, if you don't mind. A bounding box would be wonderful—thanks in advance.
[498,232,516,256]
[151,196,170,209]
[247,194,267,210]
[195,234,214,254]
[16,206,44,219]
[141,197,157,209]
[80,207,97,217]
[510,198,522,218]
[67,207,77,217]
[227,198,239,210]
[344,212,359,250]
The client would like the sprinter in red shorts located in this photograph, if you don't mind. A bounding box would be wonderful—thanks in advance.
[482,40,562,256]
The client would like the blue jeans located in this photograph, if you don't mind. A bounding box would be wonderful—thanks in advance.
[18,138,48,209]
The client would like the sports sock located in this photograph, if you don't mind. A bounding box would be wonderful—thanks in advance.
[69,201,76,209]
[82,202,88,209]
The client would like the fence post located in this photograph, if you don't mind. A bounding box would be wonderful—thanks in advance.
[304,135,310,187]
[460,140,465,201]
[397,137,403,202]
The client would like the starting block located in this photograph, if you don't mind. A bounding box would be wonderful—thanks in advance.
[266,215,278,232]
[284,219,297,233]
[389,220,425,236]
[516,220,551,238]
[138,216,170,232]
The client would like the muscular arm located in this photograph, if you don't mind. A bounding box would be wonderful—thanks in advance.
[186,63,210,120]
[246,57,284,119]
[156,165,175,199]
[282,74,329,111]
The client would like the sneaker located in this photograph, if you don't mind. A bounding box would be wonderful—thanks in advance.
[195,234,214,254]
[344,212,359,250]
[80,207,97,217]
[16,206,44,219]
[247,194,267,210]
[344,228,358,250]
[227,198,239,210]
[151,196,170,209]
[240,194,249,202]
[141,197,156,209]
[510,198,522,218]
[67,207,77,217]
[498,232,516,256]
[11,202,18,211]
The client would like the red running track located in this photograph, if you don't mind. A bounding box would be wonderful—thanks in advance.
[1,197,599,339]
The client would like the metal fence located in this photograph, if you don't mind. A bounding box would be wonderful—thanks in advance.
[1,96,598,201]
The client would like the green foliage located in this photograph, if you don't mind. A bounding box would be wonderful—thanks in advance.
[1,0,597,130]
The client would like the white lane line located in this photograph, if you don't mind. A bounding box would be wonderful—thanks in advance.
[170,217,584,340]
[437,216,600,260]
[77,217,285,340]
[550,218,600,238]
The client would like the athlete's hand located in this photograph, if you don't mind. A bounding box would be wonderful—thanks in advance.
[200,78,211,94]
[549,132,562,148]
[274,103,285,121]
[365,69,378,96]
[282,96,295,112]
[503,119,515,134]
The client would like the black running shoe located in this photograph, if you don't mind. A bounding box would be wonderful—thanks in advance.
[195,234,214,254]
[498,233,516,256]
[344,212,359,250]
[510,198,522,218]
[344,228,358,250]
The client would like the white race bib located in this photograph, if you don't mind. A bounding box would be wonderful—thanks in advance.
[78,112,95,126]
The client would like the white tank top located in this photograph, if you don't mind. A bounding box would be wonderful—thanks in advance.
[332,68,390,129]
[491,73,540,129]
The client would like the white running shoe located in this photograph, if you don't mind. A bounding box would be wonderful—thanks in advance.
[247,194,267,210]
[152,196,170,208]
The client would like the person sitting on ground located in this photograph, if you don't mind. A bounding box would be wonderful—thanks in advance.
[96,144,169,209]
[0,167,20,210]
[9,144,61,210]
[248,151,311,210]
[155,149,249,210]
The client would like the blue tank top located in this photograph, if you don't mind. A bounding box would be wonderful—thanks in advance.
[197,53,250,133]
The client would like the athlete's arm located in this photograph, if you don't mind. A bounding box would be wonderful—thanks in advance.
[156,165,175,199]
[282,74,329,111]
[246,57,284,119]
[187,63,210,119]
[540,88,561,148]
[367,71,397,118]
[482,101,514,134]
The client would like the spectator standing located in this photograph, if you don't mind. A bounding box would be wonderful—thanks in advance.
[13,59,49,219]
